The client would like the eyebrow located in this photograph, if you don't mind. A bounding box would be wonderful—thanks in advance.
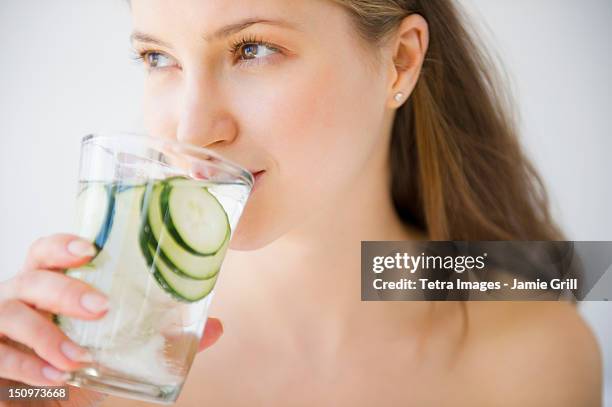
[130,32,171,48]
[131,17,299,47]
[204,17,299,42]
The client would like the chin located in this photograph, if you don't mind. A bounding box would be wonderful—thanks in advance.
[228,216,280,251]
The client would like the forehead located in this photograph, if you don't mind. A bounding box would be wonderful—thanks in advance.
[130,0,339,34]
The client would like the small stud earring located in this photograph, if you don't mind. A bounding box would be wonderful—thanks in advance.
[394,92,404,102]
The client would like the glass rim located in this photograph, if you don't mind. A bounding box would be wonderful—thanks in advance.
[81,132,254,187]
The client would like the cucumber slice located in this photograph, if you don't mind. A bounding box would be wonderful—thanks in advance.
[139,233,218,302]
[140,223,220,281]
[143,183,229,280]
[75,182,115,251]
[61,185,158,347]
[68,185,147,279]
[161,181,230,255]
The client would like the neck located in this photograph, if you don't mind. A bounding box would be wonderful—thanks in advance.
[218,146,431,358]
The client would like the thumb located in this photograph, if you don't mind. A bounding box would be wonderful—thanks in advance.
[197,317,223,352]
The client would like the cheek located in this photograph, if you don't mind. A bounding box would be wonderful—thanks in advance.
[238,58,383,182]
[230,56,387,249]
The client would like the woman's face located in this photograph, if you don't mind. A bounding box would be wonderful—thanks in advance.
[131,0,395,250]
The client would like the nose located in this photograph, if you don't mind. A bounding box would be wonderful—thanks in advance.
[175,74,238,149]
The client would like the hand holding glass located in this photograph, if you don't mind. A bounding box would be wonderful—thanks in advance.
[56,134,253,404]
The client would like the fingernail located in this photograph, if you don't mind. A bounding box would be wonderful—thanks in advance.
[80,292,109,313]
[42,365,71,382]
[67,239,97,258]
[61,341,93,363]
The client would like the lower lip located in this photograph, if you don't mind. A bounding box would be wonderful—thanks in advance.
[252,171,265,191]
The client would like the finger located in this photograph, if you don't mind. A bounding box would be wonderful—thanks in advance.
[197,317,223,352]
[0,342,71,387]
[0,300,93,372]
[0,271,109,319]
[22,234,97,273]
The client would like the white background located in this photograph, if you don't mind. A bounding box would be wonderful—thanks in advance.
[0,0,610,404]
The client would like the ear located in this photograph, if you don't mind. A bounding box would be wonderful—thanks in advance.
[385,14,429,108]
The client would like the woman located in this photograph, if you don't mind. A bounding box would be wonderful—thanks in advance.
[0,0,603,405]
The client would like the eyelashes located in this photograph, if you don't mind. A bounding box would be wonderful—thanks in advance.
[132,34,282,72]
[228,35,281,65]
[131,50,177,70]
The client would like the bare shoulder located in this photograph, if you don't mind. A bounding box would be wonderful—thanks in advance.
[459,302,603,407]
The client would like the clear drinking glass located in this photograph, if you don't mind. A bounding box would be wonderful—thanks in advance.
[55,133,253,404]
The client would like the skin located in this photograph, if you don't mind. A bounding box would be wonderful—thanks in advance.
[0,0,602,406]
[0,234,221,407]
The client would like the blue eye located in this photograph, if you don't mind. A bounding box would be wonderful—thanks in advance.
[238,43,278,61]
[138,51,177,70]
